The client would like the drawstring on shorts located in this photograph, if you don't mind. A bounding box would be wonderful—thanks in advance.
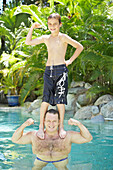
[50,65,53,77]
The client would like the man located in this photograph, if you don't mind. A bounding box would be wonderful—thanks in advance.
[25,13,83,139]
[12,109,92,170]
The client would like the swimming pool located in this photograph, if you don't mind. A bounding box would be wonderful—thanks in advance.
[0,108,113,170]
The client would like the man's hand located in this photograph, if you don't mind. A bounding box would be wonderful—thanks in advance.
[12,118,34,144]
[68,118,80,126]
[24,118,34,127]
[31,22,41,29]
[68,118,93,143]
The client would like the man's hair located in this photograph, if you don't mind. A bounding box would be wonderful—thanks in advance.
[44,109,60,119]
[48,13,61,24]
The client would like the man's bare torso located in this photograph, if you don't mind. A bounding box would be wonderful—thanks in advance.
[31,131,71,161]
[44,33,67,66]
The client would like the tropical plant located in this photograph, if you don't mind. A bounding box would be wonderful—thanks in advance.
[0,51,27,95]
[1,0,113,105]
[12,4,49,104]
[53,0,113,96]
[0,4,30,54]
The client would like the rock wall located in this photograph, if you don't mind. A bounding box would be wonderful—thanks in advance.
[23,81,113,122]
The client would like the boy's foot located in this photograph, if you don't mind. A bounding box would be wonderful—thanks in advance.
[59,128,66,139]
[36,128,44,139]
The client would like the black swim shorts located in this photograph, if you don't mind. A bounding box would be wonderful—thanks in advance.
[42,64,68,106]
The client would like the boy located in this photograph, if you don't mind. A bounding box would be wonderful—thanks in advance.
[25,13,83,139]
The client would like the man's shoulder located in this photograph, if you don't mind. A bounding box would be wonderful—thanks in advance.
[66,131,78,138]
[29,130,37,137]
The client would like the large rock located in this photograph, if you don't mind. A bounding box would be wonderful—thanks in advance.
[91,106,99,115]
[94,94,113,106]
[74,105,99,120]
[74,106,92,120]
[68,87,85,95]
[24,102,32,109]
[28,98,42,112]
[70,81,85,88]
[65,94,76,113]
[91,115,104,122]
[32,108,40,115]
[77,93,97,106]
[101,101,113,118]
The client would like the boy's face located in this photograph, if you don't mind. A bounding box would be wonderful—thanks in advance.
[48,18,62,34]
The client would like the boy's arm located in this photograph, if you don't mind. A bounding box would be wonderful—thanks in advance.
[25,22,45,45]
[68,118,93,144]
[12,118,34,144]
[63,34,83,66]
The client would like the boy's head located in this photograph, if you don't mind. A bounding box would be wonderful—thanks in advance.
[47,13,62,34]
[48,13,61,24]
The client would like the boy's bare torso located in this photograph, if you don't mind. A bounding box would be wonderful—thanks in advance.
[43,33,67,66]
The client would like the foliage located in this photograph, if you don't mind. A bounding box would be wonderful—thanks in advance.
[0,51,27,95]
[0,6,30,54]
[0,0,113,104]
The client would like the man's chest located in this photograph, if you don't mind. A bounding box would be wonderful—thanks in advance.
[33,138,68,153]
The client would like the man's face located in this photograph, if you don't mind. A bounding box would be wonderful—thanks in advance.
[48,18,62,34]
[44,112,59,134]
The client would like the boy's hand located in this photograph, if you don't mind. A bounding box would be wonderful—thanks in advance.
[65,59,72,67]
[31,22,41,29]
[24,118,34,127]
[68,118,80,126]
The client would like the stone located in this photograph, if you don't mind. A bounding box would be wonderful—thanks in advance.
[70,81,85,88]
[91,115,104,122]
[84,83,92,89]
[65,110,75,115]
[68,87,85,95]
[0,90,8,104]
[31,98,42,109]
[77,93,97,106]
[74,106,92,120]
[101,101,113,118]
[27,98,42,112]
[32,108,40,115]
[94,94,113,106]
[24,102,31,109]
[91,106,99,115]
[65,94,76,111]
[48,105,57,110]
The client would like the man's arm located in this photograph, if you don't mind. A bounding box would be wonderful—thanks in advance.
[63,34,83,66]
[68,118,93,144]
[12,118,34,144]
[25,22,45,45]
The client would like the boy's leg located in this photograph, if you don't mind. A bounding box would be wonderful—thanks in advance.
[37,102,49,139]
[57,104,66,139]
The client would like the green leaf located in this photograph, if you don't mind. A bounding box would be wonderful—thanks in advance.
[14,5,47,29]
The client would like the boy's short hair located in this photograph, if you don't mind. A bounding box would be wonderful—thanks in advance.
[48,13,61,24]
[44,109,60,120]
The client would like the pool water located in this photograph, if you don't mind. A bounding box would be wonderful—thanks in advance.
[0,108,113,170]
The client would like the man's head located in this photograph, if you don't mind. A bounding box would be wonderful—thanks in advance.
[47,13,62,34]
[44,109,60,134]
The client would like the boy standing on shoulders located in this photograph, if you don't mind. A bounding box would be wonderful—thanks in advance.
[25,13,83,139]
